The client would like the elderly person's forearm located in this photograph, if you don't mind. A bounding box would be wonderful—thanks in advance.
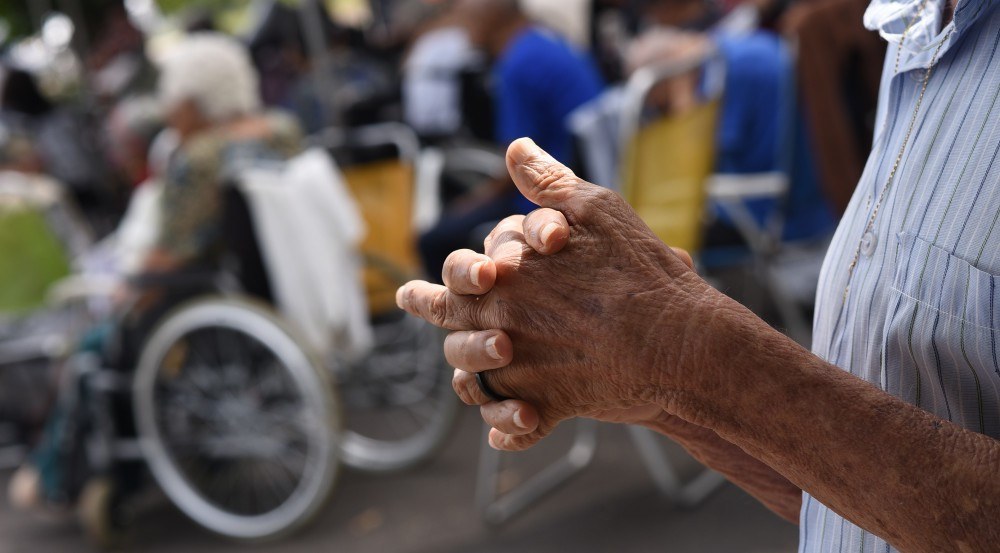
[639,411,803,523]
[674,297,1000,552]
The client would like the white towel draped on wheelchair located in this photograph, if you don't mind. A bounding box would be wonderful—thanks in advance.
[232,148,374,360]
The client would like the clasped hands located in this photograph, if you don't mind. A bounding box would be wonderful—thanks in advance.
[397,138,718,451]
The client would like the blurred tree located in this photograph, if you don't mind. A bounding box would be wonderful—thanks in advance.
[156,0,255,14]
[0,3,35,40]
[0,0,118,44]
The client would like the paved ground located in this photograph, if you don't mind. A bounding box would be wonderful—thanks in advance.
[0,409,798,553]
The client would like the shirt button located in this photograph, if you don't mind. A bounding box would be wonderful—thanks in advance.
[861,231,878,257]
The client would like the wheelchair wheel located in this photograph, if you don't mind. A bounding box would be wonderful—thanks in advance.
[335,258,458,473]
[133,298,340,542]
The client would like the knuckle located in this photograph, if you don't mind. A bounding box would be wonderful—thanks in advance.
[428,290,450,326]
[453,373,482,405]
[578,186,623,221]
[522,211,545,232]
[531,164,577,196]
[479,404,500,427]
[443,334,464,367]
[591,186,620,208]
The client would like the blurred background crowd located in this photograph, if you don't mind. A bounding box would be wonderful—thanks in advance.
[0,0,884,551]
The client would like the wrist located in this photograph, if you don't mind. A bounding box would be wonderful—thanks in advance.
[648,282,803,431]
[643,273,728,415]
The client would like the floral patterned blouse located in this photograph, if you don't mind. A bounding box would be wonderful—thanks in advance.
[156,112,301,264]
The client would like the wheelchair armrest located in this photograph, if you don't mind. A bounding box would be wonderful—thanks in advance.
[706,172,788,201]
[126,270,221,290]
[47,275,121,305]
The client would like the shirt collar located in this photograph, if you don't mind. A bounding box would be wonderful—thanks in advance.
[864,0,999,71]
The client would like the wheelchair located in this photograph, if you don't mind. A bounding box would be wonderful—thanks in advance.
[3,125,457,545]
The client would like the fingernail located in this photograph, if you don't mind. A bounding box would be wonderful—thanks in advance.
[470,261,483,287]
[485,335,502,360]
[395,286,406,308]
[539,222,560,246]
[513,410,528,430]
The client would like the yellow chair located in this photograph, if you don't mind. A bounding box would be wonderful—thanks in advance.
[620,102,719,253]
[341,159,421,315]
[312,124,424,316]
[619,55,725,254]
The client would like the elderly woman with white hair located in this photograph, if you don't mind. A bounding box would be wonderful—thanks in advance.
[146,32,301,274]
[8,33,303,516]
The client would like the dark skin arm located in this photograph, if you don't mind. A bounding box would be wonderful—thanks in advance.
[398,138,1000,552]
[640,410,803,523]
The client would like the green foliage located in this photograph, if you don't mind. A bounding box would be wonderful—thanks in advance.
[0,208,71,315]
[156,0,252,14]
[0,4,34,41]
[0,0,120,42]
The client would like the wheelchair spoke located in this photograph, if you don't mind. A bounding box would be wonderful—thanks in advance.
[150,325,317,516]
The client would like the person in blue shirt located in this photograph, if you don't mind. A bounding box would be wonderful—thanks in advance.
[417,0,604,282]
[638,0,835,247]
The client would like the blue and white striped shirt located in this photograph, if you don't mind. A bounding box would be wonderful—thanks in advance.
[803,0,1000,551]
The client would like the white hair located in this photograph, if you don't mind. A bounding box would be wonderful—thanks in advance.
[157,33,261,122]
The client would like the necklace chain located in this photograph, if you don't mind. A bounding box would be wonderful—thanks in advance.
[842,19,954,302]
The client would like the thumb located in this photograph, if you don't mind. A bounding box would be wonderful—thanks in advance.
[506,138,600,215]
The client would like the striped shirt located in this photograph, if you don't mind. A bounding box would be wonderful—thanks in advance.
[801,0,1000,551]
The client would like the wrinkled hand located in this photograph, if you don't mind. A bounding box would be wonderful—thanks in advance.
[396,138,716,450]
[446,210,698,449]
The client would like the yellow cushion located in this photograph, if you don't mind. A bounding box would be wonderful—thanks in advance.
[620,101,719,253]
[342,160,421,315]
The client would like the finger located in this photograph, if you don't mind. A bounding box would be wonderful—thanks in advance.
[442,249,497,296]
[483,214,526,257]
[488,427,547,452]
[453,369,490,405]
[506,138,604,215]
[480,400,539,435]
[671,247,694,270]
[523,208,570,255]
[396,280,487,330]
[445,330,513,372]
